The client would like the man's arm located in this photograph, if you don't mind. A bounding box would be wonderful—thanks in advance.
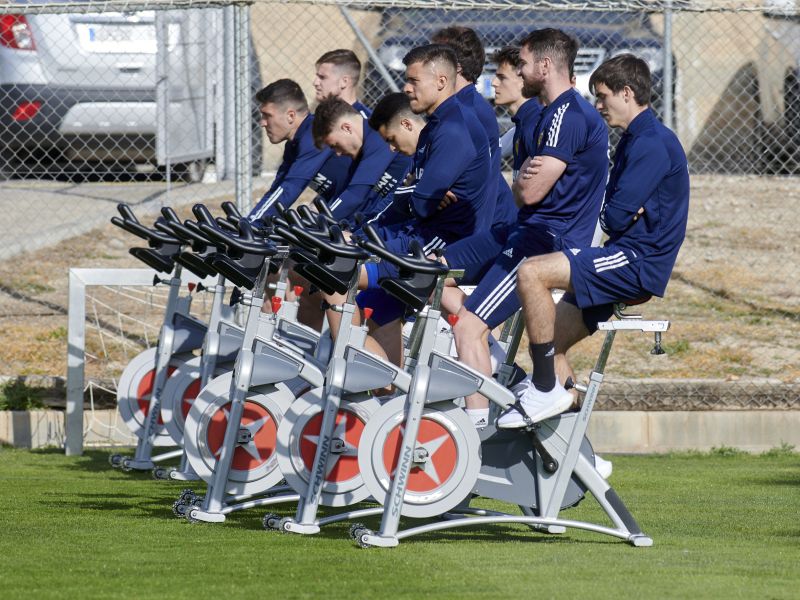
[409,124,475,219]
[329,146,397,221]
[600,137,669,236]
[512,155,566,208]
[248,141,333,223]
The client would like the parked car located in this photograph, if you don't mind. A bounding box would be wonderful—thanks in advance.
[363,7,675,120]
[758,0,799,173]
[0,7,262,180]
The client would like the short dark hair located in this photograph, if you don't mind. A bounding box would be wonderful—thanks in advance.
[316,49,362,85]
[368,92,416,130]
[255,79,308,112]
[311,96,359,148]
[589,53,652,106]
[492,46,522,70]
[402,43,458,77]
[431,26,485,84]
[519,28,578,77]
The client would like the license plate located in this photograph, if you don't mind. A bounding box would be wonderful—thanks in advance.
[76,23,157,54]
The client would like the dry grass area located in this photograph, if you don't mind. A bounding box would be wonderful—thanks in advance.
[0,175,798,392]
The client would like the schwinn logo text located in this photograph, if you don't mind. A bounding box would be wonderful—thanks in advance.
[311,434,331,495]
[390,445,413,517]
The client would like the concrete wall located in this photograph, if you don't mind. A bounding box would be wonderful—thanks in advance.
[3,409,799,453]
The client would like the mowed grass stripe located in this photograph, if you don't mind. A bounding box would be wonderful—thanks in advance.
[0,448,798,599]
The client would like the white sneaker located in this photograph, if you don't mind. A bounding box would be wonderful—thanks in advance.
[497,380,573,428]
[594,454,613,479]
[510,374,531,400]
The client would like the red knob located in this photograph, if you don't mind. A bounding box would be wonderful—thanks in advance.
[447,314,459,327]
[363,307,374,321]
[271,296,282,313]
[293,285,304,297]
[187,282,196,292]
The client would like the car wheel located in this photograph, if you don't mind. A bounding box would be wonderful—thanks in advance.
[174,159,207,183]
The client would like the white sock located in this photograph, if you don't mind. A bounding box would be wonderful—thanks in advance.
[487,334,506,375]
[465,408,490,429]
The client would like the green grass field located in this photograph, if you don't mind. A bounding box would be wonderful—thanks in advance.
[1,448,798,599]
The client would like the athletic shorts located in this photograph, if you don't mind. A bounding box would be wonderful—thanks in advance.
[463,222,560,329]
[364,225,447,288]
[356,289,406,326]
[563,244,650,333]
[442,224,512,286]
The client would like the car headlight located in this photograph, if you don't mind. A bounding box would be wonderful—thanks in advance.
[379,45,407,72]
[611,47,665,74]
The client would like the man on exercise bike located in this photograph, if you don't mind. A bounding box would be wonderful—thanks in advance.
[499,53,691,428]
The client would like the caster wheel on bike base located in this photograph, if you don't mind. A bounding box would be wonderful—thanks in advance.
[262,513,282,531]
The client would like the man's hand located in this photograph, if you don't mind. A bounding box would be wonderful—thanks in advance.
[522,156,544,179]
[438,190,458,210]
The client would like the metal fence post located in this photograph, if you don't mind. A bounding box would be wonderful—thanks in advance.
[234,3,253,214]
[65,270,86,456]
[663,0,674,131]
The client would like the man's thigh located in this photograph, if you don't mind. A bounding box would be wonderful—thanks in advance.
[443,224,511,285]
[463,225,557,329]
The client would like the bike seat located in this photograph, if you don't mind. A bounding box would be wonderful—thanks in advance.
[617,295,652,307]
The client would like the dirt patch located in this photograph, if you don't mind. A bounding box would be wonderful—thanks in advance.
[0,175,798,398]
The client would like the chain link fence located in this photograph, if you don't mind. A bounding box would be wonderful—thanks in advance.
[0,0,798,417]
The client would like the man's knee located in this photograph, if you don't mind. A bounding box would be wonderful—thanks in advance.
[453,307,489,344]
[517,257,543,288]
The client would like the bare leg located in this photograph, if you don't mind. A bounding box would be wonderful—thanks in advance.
[452,308,491,410]
[553,299,591,406]
[517,253,573,345]
[369,318,404,367]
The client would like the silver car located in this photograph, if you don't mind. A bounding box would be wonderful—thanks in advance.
[0,7,219,180]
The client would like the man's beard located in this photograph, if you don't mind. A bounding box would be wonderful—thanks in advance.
[522,78,542,98]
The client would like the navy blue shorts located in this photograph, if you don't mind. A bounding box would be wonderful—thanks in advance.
[356,289,406,326]
[564,244,650,333]
[365,225,447,287]
[442,224,512,285]
[463,222,560,329]
[361,224,448,324]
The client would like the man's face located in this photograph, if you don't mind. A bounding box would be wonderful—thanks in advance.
[403,61,441,115]
[313,62,345,101]
[378,118,418,156]
[323,117,362,158]
[593,82,627,128]
[258,102,294,143]
[518,45,545,98]
[492,61,525,106]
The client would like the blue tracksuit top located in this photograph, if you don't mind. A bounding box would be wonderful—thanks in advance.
[520,87,608,248]
[600,108,690,297]
[247,113,351,223]
[511,97,544,180]
[410,93,493,241]
[329,119,413,224]
[455,84,517,228]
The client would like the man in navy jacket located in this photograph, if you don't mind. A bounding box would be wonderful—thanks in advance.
[500,53,690,428]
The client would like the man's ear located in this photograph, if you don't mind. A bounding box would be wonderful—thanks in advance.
[400,117,413,132]
[622,85,635,104]
[340,120,353,134]
[437,73,448,91]
[286,108,297,124]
